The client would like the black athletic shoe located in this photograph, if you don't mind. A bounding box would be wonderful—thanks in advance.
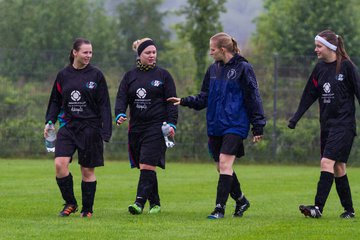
[299,205,322,218]
[233,199,250,217]
[207,207,224,219]
[59,204,78,217]
[340,211,355,219]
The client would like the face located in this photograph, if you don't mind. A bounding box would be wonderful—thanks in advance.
[73,43,92,67]
[139,45,157,65]
[314,40,334,62]
[209,40,224,61]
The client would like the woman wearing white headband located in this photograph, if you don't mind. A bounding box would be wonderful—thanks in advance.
[288,29,360,219]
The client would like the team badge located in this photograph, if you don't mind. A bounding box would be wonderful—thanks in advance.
[151,80,163,87]
[227,69,237,79]
[86,81,97,89]
[336,74,344,81]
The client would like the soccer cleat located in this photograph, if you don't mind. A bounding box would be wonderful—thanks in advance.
[128,203,143,215]
[149,205,161,214]
[233,199,250,217]
[80,211,93,218]
[340,211,355,219]
[59,204,78,217]
[299,205,322,218]
[207,207,224,219]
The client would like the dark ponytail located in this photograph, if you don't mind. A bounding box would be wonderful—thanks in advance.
[69,38,91,65]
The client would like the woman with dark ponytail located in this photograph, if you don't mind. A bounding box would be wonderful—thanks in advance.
[168,32,266,219]
[289,30,360,219]
[44,38,112,218]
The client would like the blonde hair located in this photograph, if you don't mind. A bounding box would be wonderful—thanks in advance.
[132,38,153,52]
[210,32,240,54]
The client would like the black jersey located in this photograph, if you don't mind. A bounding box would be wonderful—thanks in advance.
[289,59,360,131]
[45,64,112,141]
[115,66,178,131]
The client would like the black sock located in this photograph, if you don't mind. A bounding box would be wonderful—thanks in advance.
[215,174,233,212]
[148,172,160,207]
[315,171,334,212]
[81,181,97,213]
[230,172,245,203]
[335,175,354,213]
[56,173,77,205]
[135,169,156,208]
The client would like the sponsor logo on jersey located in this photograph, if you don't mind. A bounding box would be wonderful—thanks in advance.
[136,88,147,98]
[227,69,237,80]
[71,90,81,101]
[86,81,97,89]
[323,82,331,93]
[151,80,163,87]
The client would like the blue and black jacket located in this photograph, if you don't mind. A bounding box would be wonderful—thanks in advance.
[181,54,266,138]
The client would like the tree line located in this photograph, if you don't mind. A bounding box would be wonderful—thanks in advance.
[1,0,360,164]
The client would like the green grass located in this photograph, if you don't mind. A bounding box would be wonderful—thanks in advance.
[0,159,359,240]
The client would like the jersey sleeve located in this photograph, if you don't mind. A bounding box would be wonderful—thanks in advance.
[346,62,360,105]
[97,72,112,142]
[288,67,319,129]
[240,63,266,135]
[114,72,130,119]
[45,73,62,124]
[180,68,210,110]
[164,70,178,125]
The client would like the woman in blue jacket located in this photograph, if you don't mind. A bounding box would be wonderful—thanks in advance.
[168,32,266,219]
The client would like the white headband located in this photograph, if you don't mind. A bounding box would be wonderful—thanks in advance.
[315,35,337,51]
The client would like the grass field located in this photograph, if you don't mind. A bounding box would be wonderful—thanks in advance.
[0,159,359,240]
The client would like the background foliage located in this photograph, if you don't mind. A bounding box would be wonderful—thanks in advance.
[1,0,360,165]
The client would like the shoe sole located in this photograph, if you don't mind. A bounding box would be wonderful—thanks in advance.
[207,215,224,219]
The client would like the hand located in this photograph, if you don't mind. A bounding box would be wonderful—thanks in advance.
[43,124,54,138]
[167,97,181,106]
[288,121,296,129]
[169,127,175,138]
[43,126,48,138]
[116,116,127,126]
[252,135,262,143]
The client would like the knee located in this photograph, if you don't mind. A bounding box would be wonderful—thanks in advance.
[218,161,232,175]
[81,167,96,182]
[334,163,346,177]
[54,157,70,177]
[320,158,335,173]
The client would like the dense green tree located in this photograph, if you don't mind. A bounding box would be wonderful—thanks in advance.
[175,0,226,90]
[251,0,360,59]
[114,0,170,69]
[0,0,116,82]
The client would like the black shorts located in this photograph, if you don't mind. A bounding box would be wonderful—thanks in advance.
[208,134,245,162]
[321,127,355,163]
[128,127,166,169]
[55,123,104,168]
